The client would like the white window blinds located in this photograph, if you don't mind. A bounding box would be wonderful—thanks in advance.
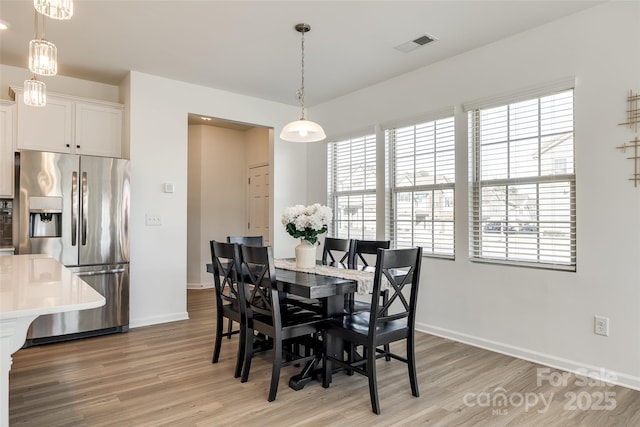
[386,116,455,257]
[468,89,576,270]
[327,134,377,239]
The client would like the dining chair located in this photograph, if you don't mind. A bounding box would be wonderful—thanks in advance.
[347,239,391,313]
[322,246,423,414]
[209,240,245,378]
[321,237,354,268]
[226,235,264,246]
[238,244,325,402]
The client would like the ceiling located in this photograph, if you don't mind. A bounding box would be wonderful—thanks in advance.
[0,1,602,108]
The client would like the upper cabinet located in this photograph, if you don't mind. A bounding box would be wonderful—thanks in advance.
[0,101,15,198]
[10,87,124,158]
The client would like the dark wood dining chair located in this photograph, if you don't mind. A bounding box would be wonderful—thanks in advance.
[322,246,423,414]
[347,239,391,313]
[238,244,325,402]
[209,240,245,378]
[321,237,354,268]
[226,235,264,246]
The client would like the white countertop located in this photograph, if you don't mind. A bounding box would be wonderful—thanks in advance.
[0,254,105,320]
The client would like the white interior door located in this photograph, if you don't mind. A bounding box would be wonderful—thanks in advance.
[248,164,270,244]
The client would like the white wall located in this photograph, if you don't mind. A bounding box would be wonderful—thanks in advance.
[309,1,640,389]
[126,71,308,327]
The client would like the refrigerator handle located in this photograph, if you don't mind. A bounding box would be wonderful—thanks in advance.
[71,171,78,246]
[81,171,88,246]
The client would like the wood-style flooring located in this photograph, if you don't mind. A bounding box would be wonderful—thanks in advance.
[9,289,640,426]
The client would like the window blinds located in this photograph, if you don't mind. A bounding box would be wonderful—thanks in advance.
[468,89,576,270]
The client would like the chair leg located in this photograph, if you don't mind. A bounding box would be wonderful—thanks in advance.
[407,333,419,397]
[227,318,233,339]
[366,346,381,415]
[212,312,224,363]
[268,336,282,402]
[241,329,254,383]
[234,321,245,378]
[382,290,390,362]
[322,333,332,388]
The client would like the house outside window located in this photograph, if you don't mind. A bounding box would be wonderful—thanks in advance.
[327,134,377,239]
[386,115,455,257]
[467,85,576,270]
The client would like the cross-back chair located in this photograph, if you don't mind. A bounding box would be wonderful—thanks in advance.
[322,246,423,414]
[209,240,245,378]
[239,245,325,402]
[321,237,354,268]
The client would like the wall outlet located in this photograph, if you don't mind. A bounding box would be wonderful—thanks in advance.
[594,316,609,336]
[145,214,162,226]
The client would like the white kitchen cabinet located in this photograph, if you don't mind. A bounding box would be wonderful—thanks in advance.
[75,101,123,158]
[0,101,15,198]
[10,87,123,158]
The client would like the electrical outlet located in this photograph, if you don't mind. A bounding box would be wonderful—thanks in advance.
[145,214,162,226]
[594,316,609,336]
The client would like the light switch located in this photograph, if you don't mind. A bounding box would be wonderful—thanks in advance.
[145,214,162,226]
[164,183,175,193]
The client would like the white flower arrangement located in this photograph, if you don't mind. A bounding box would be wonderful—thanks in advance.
[282,203,332,245]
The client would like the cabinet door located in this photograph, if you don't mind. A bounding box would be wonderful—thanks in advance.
[75,102,122,158]
[16,95,74,153]
[0,102,15,197]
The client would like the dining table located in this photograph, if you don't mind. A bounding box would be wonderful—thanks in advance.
[205,258,370,390]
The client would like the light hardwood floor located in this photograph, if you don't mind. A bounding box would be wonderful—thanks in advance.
[9,289,640,426]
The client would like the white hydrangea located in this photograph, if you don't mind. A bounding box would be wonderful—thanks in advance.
[282,203,333,244]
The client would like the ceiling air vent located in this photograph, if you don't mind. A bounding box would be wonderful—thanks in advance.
[394,33,437,53]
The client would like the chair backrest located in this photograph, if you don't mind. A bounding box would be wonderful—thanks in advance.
[210,240,243,309]
[321,237,353,268]
[351,239,391,269]
[227,235,264,246]
[368,247,423,333]
[239,245,281,330]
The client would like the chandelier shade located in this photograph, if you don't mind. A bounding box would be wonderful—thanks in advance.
[29,38,57,76]
[24,77,47,107]
[280,23,326,143]
[280,118,326,143]
[34,0,73,20]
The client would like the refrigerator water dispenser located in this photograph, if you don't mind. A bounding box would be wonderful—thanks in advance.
[29,196,62,238]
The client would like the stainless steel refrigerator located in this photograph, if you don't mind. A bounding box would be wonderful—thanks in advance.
[14,150,130,345]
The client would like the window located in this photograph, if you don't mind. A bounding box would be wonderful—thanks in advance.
[386,116,455,257]
[327,134,377,239]
[468,88,576,270]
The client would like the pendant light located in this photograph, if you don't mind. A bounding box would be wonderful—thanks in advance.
[29,11,57,76]
[34,0,73,20]
[24,76,46,107]
[280,23,326,143]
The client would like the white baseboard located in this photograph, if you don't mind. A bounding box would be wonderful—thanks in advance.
[187,282,213,289]
[416,322,640,392]
[130,311,189,329]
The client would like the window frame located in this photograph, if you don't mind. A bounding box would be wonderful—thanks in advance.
[385,114,456,258]
[327,133,378,240]
[467,85,577,271]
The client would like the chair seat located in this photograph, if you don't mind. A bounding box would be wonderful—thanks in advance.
[253,306,324,328]
[326,312,409,344]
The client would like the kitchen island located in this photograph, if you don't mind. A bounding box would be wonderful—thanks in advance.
[0,254,105,427]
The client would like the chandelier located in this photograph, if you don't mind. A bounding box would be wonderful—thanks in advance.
[280,23,326,143]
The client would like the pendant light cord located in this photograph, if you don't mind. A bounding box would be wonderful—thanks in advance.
[298,26,306,120]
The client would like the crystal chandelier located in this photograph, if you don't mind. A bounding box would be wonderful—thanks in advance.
[34,0,73,20]
[29,10,57,76]
[24,76,47,107]
[280,23,326,143]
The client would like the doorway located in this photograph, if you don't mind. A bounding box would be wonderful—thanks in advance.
[186,116,271,289]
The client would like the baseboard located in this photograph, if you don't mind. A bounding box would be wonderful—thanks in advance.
[130,311,189,329]
[187,282,213,289]
[416,322,640,392]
